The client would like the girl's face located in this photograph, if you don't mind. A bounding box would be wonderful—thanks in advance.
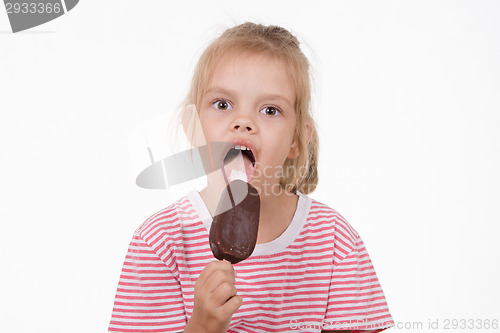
[199,52,298,196]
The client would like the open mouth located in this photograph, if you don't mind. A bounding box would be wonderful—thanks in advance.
[222,145,256,183]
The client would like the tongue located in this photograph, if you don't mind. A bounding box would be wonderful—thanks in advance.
[223,150,255,183]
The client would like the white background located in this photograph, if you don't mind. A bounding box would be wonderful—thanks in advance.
[1,1,499,332]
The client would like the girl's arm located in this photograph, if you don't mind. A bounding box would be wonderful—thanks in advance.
[323,233,394,332]
[108,231,187,332]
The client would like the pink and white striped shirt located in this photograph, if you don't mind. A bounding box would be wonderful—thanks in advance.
[109,191,394,332]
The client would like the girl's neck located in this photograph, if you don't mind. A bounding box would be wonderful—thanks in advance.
[256,189,299,244]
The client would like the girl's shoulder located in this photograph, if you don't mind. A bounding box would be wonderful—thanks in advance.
[134,195,200,240]
[305,196,360,246]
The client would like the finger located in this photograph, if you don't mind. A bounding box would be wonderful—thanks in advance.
[204,268,236,294]
[210,281,238,306]
[219,259,236,274]
[220,295,243,317]
[197,261,221,281]
[197,260,233,289]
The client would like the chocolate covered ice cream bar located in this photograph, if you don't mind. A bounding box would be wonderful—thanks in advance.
[209,180,260,264]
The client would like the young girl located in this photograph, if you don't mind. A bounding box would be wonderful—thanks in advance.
[109,22,394,333]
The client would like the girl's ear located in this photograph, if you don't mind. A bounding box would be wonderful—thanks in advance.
[304,122,313,145]
[287,122,312,159]
[287,139,299,159]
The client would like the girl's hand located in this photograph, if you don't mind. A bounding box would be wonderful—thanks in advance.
[184,260,242,333]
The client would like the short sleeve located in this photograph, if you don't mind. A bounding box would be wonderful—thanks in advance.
[323,236,394,332]
[108,231,186,332]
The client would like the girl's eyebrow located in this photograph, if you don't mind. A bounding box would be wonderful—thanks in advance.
[205,87,234,96]
[262,95,293,107]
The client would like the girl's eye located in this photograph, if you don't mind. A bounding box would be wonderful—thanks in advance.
[212,99,232,111]
[260,106,282,116]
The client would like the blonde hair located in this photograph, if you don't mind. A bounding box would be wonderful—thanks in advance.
[180,22,319,194]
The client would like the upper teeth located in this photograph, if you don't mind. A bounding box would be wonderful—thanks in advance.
[235,145,249,151]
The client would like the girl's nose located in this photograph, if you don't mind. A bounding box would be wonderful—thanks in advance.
[232,113,256,132]
[234,123,253,132]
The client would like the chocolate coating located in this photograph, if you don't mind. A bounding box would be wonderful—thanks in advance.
[209,180,260,264]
